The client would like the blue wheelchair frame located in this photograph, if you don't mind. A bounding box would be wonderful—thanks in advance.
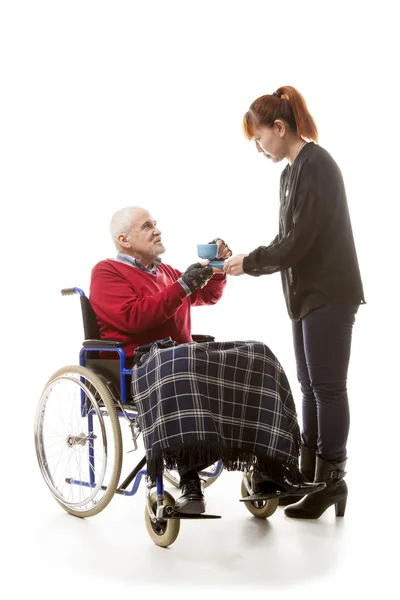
[67,286,223,510]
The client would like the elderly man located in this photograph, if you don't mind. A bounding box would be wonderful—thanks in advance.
[90,206,324,515]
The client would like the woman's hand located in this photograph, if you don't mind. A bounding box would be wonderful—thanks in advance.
[223,254,248,276]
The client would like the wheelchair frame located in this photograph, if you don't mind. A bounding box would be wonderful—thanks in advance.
[34,287,279,548]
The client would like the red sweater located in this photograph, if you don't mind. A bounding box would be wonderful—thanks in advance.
[89,258,227,358]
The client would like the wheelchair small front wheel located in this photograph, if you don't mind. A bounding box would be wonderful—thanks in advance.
[241,472,279,519]
[34,365,123,518]
[145,490,180,548]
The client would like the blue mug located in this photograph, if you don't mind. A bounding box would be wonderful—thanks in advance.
[197,244,225,269]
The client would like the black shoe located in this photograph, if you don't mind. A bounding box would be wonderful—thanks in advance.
[279,446,316,506]
[279,477,326,498]
[250,469,325,501]
[174,478,206,515]
[279,495,302,506]
[250,474,282,496]
[284,456,347,519]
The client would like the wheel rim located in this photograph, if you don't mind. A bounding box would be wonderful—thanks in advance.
[199,461,222,480]
[149,500,168,535]
[35,370,119,513]
[241,472,279,518]
[145,491,180,547]
[164,460,223,488]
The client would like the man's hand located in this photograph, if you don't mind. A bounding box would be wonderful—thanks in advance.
[223,254,248,276]
[182,261,214,292]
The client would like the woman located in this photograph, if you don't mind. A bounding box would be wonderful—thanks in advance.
[224,86,365,519]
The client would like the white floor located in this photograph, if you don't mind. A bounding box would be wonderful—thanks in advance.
[5,402,396,600]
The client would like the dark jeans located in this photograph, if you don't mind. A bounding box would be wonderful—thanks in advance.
[292,303,358,462]
[177,463,208,479]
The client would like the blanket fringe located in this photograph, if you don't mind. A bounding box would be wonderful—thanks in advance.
[146,440,303,484]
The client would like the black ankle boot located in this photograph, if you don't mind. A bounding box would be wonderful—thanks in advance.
[284,456,347,519]
[279,445,316,506]
[247,464,325,502]
[174,476,206,515]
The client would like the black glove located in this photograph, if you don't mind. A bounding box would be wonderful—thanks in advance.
[209,238,232,258]
[181,262,213,293]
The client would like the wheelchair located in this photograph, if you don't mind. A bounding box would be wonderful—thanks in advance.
[34,288,280,547]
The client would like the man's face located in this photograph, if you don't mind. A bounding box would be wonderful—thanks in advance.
[253,123,286,163]
[120,209,166,264]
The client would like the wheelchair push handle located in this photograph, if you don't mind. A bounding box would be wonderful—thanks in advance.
[61,287,86,297]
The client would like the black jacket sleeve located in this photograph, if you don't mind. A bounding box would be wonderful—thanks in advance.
[243,161,333,276]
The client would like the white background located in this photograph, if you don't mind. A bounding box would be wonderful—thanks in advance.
[1,1,399,598]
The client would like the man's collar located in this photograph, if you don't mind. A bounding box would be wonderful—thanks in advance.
[116,252,161,274]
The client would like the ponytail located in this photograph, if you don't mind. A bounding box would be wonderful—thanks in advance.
[243,85,318,142]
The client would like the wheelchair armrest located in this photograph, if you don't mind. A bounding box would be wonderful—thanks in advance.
[192,334,215,342]
[82,339,126,348]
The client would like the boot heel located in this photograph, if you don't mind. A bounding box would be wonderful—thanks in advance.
[335,497,347,517]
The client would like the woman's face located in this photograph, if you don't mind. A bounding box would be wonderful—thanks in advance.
[253,122,287,163]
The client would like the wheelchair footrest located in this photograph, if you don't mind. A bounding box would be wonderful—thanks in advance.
[240,491,287,502]
[168,512,221,519]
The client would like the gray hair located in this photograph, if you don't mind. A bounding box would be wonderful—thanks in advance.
[109,206,144,249]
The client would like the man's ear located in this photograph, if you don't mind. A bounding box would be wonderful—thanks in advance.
[117,233,130,248]
[273,119,286,137]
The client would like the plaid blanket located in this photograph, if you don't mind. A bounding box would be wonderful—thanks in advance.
[131,338,302,483]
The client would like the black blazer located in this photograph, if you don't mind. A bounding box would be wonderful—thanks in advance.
[243,143,365,320]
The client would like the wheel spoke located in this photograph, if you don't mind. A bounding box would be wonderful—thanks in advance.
[35,366,123,517]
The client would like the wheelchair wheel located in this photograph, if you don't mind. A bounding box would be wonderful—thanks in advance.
[164,460,223,489]
[145,490,180,547]
[35,365,123,518]
[241,472,279,519]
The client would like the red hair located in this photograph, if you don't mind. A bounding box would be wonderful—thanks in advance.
[243,86,318,142]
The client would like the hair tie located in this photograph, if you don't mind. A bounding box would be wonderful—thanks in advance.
[273,91,282,98]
